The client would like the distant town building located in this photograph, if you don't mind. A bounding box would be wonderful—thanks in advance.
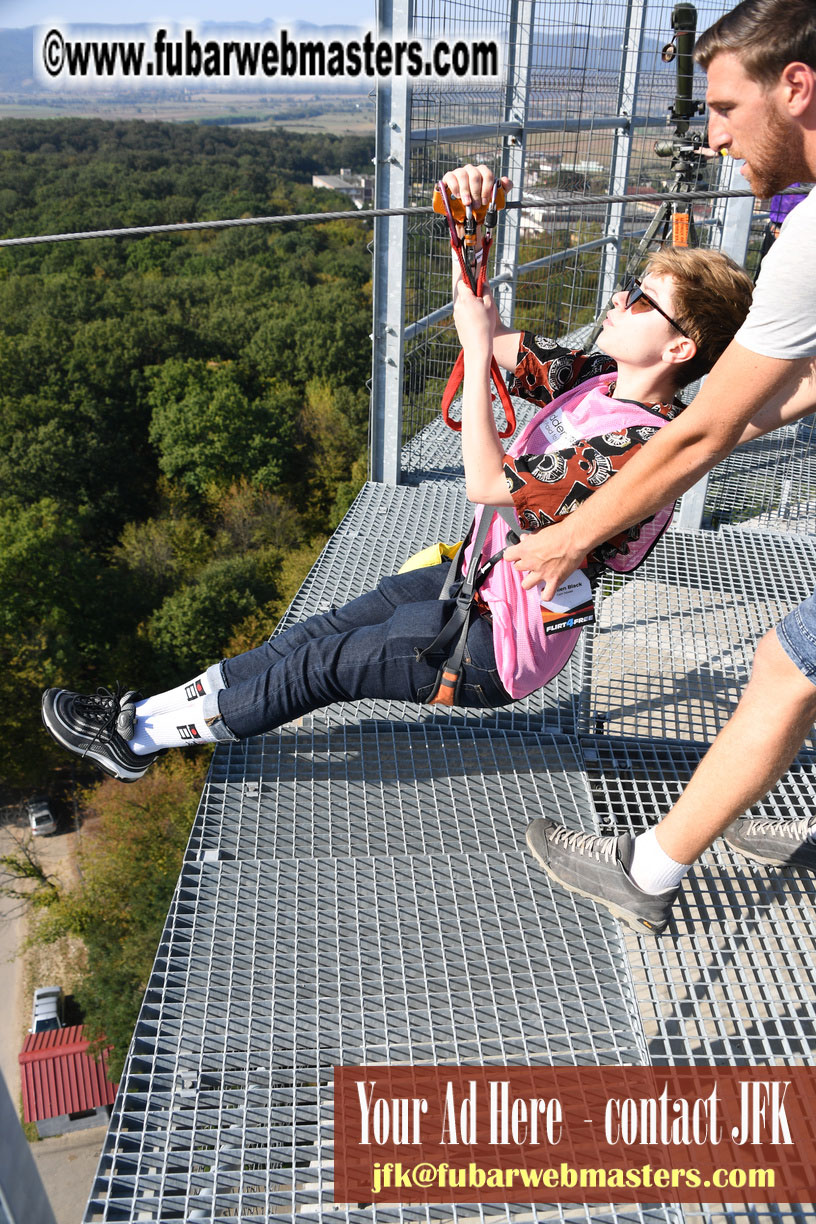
[519,189,609,233]
[312,168,373,209]
[560,159,606,175]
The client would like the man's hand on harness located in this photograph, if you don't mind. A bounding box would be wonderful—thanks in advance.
[504,518,588,602]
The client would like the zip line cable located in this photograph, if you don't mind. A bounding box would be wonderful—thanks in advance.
[0,184,774,249]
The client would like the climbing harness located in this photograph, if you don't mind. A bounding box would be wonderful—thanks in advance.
[417,505,520,707]
[433,179,516,439]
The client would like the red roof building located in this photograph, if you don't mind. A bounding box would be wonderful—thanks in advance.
[20,1026,118,1125]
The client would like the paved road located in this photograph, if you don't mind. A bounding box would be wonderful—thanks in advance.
[0,818,105,1223]
[0,821,26,1103]
[31,1125,108,1224]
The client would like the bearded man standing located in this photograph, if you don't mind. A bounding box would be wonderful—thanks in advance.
[509,0,816,935]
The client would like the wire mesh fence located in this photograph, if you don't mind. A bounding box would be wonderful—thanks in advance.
[399,0,742,475]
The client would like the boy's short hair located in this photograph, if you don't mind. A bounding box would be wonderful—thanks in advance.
[644,246,753,389]
[695,0,816,87]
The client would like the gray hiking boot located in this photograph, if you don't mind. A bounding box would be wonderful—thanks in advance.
[525,818,678,936]
[724,814,816,867]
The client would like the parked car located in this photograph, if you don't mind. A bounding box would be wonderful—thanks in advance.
[26,797,57,837]
[30,986,64,1034]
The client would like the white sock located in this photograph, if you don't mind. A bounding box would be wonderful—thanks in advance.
[130,695,219,754]
[135,662,224,718]
[629,827,691,894]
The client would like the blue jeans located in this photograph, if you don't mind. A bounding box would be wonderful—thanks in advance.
[777,590,816,685]
[216,563,512,739]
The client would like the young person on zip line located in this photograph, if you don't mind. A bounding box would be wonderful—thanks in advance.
[41,165,752,788]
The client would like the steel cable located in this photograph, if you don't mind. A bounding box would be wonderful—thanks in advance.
[0,184,786,249]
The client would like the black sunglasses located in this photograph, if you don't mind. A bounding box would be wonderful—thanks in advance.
[623,276,690,337]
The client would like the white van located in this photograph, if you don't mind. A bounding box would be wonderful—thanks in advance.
[30,986,64,1034]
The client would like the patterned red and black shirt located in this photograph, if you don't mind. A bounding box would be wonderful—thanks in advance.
[503,333,684,565]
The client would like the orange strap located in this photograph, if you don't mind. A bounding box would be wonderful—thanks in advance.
[672,211,690,247]
[440,352,516,438]
[426,668,460,707]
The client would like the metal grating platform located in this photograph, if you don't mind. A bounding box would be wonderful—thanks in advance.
[277,481,586,736]
[400,397,539,483]
[585,528,816,744]
[583,737,816,1068]
[702,419,816,533]
[86,857,655,1220]
[187,724,588,865]
[83,391,816,1220]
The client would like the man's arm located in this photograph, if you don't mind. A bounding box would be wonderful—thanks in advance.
[737,355,816,442]
[504,342,810,598]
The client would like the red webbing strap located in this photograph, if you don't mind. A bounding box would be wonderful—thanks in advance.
[436,180,516,439]
[440,353,515,437]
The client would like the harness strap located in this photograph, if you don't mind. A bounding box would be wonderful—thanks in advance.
[439,352,516,438]
[418,506,521,706]
[435,180,516,439]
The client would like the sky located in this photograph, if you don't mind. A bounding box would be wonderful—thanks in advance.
[0,0,375,28]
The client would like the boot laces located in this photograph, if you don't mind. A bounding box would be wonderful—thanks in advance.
[74,685,127,756]
[740,814,815,841]
[548,823,618,862]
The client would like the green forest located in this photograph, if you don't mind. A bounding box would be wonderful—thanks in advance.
[0,118,375,790]
[0,117,375,1074]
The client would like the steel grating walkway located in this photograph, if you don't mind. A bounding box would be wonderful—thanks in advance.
[84,434,816,1219]
[86,725,666,1223]
[701,419,816,533]
[189,725,589,863]
[585,527,816,744]
[583,737,816,1066]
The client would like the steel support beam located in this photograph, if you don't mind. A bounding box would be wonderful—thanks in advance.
[493,0,535,325]
[596,0,647,315]
[0,1071,57,1224]
[714,155,756,267]
[370,0,413,485]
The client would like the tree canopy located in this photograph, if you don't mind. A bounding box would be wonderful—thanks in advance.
[0,118,374,786]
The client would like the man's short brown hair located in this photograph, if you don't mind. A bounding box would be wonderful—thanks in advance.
[644,246,753,389]
[695,0,816,87]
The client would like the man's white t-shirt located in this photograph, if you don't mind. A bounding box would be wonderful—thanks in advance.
[735,185,816,360]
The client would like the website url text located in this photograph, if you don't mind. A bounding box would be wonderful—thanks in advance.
[37,26,501,84]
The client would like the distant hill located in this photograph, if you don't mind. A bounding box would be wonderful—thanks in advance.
[0,27,32,92]
[0,22,374,96]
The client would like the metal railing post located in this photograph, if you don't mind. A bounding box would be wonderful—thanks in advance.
[595,0,647,316]
[714,155,756,267]
[493,0,535,326]
[370,0,413,485]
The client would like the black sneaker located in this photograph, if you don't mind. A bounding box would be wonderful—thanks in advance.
[525,818,678,936]
[41,687,159,783]
[724,815,816,867]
